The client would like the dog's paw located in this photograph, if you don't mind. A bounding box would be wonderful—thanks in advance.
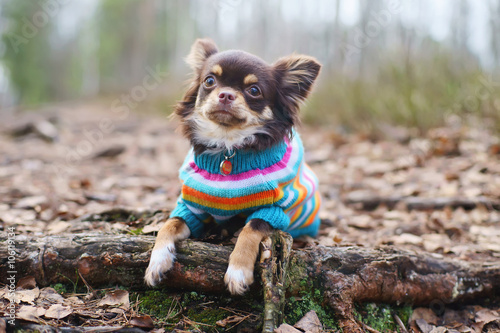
[144,244,175,286]
[224,265,254,295]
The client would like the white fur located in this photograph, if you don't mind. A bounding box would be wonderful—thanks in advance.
[224,265,254,295]
[144,243,175,286]
[190,112,270,152]
[174,223,192,241]
[190,89,273,152]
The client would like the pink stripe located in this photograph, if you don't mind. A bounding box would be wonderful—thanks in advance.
[303,165,317,194]
[189,143,293,182]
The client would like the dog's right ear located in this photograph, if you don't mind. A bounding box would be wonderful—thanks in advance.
[186,39,219,74]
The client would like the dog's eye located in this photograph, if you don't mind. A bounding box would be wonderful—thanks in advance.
[247,85,261,97]
[204,76,216,88]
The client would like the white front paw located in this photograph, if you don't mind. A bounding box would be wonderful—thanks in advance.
[144,244,175,286]
[224,265,254,295]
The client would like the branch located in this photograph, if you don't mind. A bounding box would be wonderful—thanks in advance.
[2,234,499,331]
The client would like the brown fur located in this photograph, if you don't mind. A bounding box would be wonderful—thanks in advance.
[228,219,272,270]
[224,219,272,294]
[153,217,190,250]
[174,38,321,154]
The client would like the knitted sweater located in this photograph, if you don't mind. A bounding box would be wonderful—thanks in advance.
[170,133,321,238]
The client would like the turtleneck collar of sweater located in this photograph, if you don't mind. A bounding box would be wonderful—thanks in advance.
[193,140,288,175]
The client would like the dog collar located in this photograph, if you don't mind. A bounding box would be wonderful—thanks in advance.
[220,149,236,176]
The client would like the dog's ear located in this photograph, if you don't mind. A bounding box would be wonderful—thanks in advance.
[186,38,219,74]
[273,55,321,121]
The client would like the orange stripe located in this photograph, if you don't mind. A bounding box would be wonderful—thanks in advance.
[182,185,277,211]
[300,191,321,228]
[287,166,308,211]
[289,205,304,222]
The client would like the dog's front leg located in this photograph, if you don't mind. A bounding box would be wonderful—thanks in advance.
[224,218,272,295]
[144,217,191,286]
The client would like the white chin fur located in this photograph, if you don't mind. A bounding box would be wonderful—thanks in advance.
[190,113,270,152]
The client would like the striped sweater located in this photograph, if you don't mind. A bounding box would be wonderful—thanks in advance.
[170,133,321,238]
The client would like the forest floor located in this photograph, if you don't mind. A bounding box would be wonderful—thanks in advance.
[0,102,499,332]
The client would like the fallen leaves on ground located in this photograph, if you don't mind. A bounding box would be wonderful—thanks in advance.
[409,306,500,333]
[275,310,323,333]
[0,277,142,328]
[98,290,130,310]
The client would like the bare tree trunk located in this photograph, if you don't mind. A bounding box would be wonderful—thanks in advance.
[490,0,500,68]
[2,233,499,331]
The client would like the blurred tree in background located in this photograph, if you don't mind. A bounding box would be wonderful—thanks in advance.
[0,0,499,133]
[1,1,55,104]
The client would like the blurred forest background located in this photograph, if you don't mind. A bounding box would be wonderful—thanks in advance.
[0,0,499,134]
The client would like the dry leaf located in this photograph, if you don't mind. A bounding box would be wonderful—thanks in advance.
[416,319,436,333]
[44,304,72,319]
[476,309,500,324]
[98,290,130,310]
[64,296,84,306]
[347,215,374,229]
[294,310,323,333]
[16,287,40,304]
[142,224,162,234]
[422,234,451,252]
[275,323,302,333]
[39,287,64,304]
[391,233,423,245]
[150,329,165,333]
[130,315,154,329]
[482,320,500,333]
[411,307,439,325]
[14,195,47,209]
[16,305,44,323]
[216,315,246,327]
[17,276,37,290]
[47,221,70,234]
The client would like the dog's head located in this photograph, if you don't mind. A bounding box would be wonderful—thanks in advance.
[176,39,321,154]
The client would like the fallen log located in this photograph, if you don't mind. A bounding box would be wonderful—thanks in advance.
[1,233,499,331]
[344,194,500,211]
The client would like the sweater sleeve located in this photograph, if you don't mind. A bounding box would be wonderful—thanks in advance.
[169,197,205,238]
[247,205,290,231]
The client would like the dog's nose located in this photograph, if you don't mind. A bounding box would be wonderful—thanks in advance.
[218,91,236,105]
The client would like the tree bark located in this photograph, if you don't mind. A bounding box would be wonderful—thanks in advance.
[259,231,293,333]
[2,233,499,331]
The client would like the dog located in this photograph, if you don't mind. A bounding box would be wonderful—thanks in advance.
[145,39,321,295]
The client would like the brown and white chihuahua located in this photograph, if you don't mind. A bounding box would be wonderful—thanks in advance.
[145,39,321,295]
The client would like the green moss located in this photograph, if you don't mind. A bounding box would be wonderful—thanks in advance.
[52,283,67,294]
[182,291,205,304]
[127,227,143,235]
[284,292,339,330]
[186,307,228,326]
[355,303,413,332]
[133,288,263,331]
[137,290,180,322]
[286,257,310,293]
[396,305,413,328]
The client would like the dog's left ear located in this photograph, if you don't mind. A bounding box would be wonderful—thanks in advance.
[273,55,321,119]
[186,38,219,74]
